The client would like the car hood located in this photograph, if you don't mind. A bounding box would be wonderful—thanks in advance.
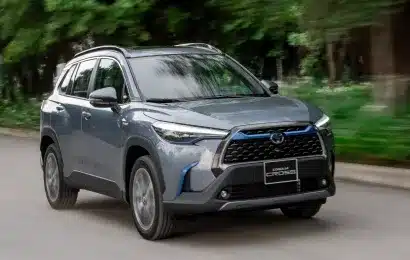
[143,96,322,130]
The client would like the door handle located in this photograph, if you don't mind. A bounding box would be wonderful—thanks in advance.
[56,106,64,112]
[82,111,92,120]
[121,118,129,126]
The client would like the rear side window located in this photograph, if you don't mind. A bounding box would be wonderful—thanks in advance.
[71,59,97,98]
[58,65,77,94]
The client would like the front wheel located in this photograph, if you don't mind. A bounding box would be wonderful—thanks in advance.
[129,156,175,240]
[280,200,323,219]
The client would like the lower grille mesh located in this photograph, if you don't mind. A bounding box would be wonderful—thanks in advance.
[220,178,324,201]
[223,134,323,164]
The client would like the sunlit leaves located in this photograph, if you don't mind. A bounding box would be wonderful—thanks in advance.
[0,0,155,62]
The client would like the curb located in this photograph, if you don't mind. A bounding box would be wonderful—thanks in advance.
[335,162,410,191]
[0,127,39,140]
[1,127,410,191]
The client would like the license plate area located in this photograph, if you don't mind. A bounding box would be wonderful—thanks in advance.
[263,159,298,185]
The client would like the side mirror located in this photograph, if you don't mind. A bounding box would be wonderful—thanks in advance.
[89,87,118,108]
[261,80,279,94]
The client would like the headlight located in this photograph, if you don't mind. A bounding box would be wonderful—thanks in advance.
[152,121,229,144]
[315,114,331,130]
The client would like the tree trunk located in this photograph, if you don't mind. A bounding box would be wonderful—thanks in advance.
[37,43,66,95]
[40,58,58,94]
[326,42,336,87]
[336,40,347,81]
[30,59,40,96]
[15,59,28,100]
[371,13,397,113]
[276,57,283,81]
[258,57,264,79]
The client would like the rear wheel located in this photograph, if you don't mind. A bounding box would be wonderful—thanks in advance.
[129,156,175,240]
[280,200,323,219]
[43,144,78,209]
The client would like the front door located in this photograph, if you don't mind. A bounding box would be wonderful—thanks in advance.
[81,58,131,188]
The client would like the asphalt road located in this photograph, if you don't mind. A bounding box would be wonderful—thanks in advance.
[1,135,410,260]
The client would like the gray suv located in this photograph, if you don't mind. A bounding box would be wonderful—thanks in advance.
[40,43,335,240]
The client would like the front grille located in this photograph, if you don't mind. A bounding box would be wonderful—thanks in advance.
[223,131,323,164]
[220,178,324,201]
[242,125,307,135]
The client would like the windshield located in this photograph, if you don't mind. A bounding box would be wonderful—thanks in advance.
[129,54,269,101]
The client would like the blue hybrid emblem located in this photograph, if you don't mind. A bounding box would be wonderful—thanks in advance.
[270,132,285,144]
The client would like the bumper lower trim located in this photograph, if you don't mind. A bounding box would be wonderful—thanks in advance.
[164,187,333,215]
[218,189,331,211]
[165,156,335,215]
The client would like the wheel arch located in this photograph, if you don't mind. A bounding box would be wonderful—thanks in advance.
[40,127,61,163]
[123,136,165,202]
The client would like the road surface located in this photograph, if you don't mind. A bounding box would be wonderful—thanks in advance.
[1,135,409,260]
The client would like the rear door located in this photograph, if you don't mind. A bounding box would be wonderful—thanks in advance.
[62,58,98,175]
[50,63,78,175]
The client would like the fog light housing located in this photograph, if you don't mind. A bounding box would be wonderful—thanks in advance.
[320,179,328,187]
[220,190,230,199]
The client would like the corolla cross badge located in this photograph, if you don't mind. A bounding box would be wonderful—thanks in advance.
[270,132,285,144]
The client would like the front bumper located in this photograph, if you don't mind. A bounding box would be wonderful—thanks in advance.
[164,156,336,214]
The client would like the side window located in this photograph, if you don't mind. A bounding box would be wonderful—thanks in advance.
[94,58,129,103]
[58,65,77,94]
[71,59,97,98]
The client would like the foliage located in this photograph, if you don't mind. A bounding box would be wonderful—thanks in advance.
[0,0,410,167]
[0,0,408,92]
[0,98,40,130]
[300,0,407,42]
[283,83,410,166]
[1,83,410,166]
[1,0,153,62]
[218,0,406,84]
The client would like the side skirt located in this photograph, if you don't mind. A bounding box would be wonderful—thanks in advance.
[65,171,125,200]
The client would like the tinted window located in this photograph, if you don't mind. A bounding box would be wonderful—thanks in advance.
[94,59,129,103]
[129,54,268,101]
[58,65,76,94]
[71,59,97,98]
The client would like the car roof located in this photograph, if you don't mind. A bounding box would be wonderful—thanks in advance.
[73,45,220,59]
[127,46,217,57]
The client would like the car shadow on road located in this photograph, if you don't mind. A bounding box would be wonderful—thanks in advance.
[73,196,340,246]
[73,196,134,229]
[168,210,339,247]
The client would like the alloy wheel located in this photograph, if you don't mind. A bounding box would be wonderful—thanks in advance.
[132,168,156,231]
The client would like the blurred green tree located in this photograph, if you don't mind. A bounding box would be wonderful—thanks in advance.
[216,0,406,85]
[0,0,152,97]
[0,0,408,98]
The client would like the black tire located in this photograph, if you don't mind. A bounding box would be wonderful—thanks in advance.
[43,144,78,209]
[129,156,175,240]
[280,200,323,219]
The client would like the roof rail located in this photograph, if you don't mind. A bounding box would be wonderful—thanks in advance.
[74,45,130,58]
[174,43,223,54]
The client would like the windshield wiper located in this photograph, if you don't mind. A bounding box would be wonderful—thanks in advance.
[146,94,267,103]
[145,98,187,103]
[200,94,267,100]
[199,96,244,100]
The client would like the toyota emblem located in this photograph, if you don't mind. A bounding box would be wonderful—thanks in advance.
[270,132,285,144]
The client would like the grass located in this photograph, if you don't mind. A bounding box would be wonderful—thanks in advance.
[0,83,409,167]
[0,99,41,131]
[283,82,410,167]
